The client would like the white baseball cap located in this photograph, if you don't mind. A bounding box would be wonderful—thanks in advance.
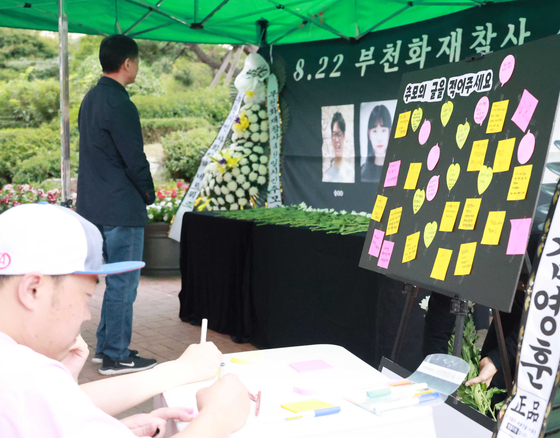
[0,203,145,275]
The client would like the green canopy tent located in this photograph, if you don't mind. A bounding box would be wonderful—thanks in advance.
[0,0,514,203]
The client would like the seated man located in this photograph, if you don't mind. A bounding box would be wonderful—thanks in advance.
[0,203,250,437]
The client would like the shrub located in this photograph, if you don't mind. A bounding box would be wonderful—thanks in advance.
[161,128,217,181]
[141,117,211,144]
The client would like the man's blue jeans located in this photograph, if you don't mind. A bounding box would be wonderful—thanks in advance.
[96,225,144,361]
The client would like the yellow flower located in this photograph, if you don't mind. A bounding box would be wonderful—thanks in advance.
[233,111,250,132]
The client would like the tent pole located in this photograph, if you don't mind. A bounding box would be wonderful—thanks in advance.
[58,0,71,207]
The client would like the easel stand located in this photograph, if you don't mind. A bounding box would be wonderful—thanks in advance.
[391,283,419,364]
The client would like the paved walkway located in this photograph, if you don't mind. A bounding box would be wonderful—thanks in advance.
[80,275,257,418]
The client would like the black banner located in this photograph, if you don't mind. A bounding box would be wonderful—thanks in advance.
[267,0,560,212]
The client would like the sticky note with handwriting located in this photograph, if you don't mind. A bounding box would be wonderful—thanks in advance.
[486,100,509,134]
[402,231,421,263]
[384,160,401,188]
[458,198,482,231]
[507,165,532,201]
[395,111,411,138]
[430,248,453,281]
[386,207,403,235]
[368,229,385,258]
[371,195,388,222]
[440,202,461,232]
[511,89,538,132]
[467,139,489,172]
[493,138,516,173]
[378,240,395,269]
[481,211,506,245]
[404,163,422,190]
[506,218,532,255]
[454,242,477,276]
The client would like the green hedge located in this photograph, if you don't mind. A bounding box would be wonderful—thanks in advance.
[161,128,217,181]
[0,126,78,185]
[141,117,212,144]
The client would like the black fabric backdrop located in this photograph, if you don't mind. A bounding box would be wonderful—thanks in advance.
[179,211,430,371]
[267,0,560,213]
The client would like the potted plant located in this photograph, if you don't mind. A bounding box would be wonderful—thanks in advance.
[143,181,188,276]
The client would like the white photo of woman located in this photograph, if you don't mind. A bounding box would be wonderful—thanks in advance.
[360,100,397,183]
[321,104,355,183]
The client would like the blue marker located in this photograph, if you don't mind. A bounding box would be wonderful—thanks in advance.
[285,406,341,420]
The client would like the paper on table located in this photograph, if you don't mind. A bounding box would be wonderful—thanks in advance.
[402,231,421,263]
[386,207,403,235]
[395,111,411,138]
[493,138,516,173]
[404,163,422,190]
[481,211,506,246]
[454,242,477,276]
[430,248,453,281]
[439,202,461,232]
[371,195,388,222]
[458,198,482,231]
[486,100,509,134]
[507,165,532,201]
[368,229,385,258]
[378,240,395,270]
[289,359,333,373]
[467,139,489,172]
[384,160,401,187]
[506,218,532,255]
[511,89,538,132]
[281,399,335,413]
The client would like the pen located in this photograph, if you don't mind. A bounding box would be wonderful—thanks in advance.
[285,406,341,420]
[373,392,440,415]
[200,318,208,343]
[218,362,225,378]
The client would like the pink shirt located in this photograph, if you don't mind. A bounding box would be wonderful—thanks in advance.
[0,332,138,438]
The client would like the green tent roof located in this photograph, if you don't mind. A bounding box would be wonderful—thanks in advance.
[0,0,514,45]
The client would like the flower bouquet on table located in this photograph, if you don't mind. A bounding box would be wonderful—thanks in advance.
[146,181,188,223]
[0,184,71,213]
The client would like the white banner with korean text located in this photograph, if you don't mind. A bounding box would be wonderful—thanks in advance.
[168,91,244,241]
[266,74,282,208]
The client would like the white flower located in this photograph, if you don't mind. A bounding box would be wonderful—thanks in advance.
[207,206,213,211]
[232,167,241,177]
[419,296,430,311]
[235,188,245,198]
[253,146,264,154]
[260,155,268,164]
[258,165,267,175]
[241,165,250,175]
[249,172,258,181]
[249,154,258,162]
[240,158,249,165]
[245,142,254,148]
[218,197,225,205]
[225,194,235,203]
[252,163,260,171]
[257,176,266,185]
[239,198,248,206]
[252,104,260,112]
[245,109,253,117]
[236,174,246,184]
[220,206,226,210]
[230,203,239,210]
[258,110,267,119]
[223,172,232,182]
[232,152,242,158]
[243,131,250,139]
[216,174,223,184]
[214,186,221,195]
[249,114,258,123]
[212,199,218,205]
[221,187,230,195]
[209,179,215,189]
[250,123,260,132]
[242,182,251,190]
[227,181,238,191]
[163,215,168,221]
[249,187,259,196]
[251,133,260,142]
[232,132,239,141]
[259,132,269,143]
[243,148,252,155]
[148,214,154,219]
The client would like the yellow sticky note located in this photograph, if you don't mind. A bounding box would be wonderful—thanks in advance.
[493,138,516,173]
[481,211,506,245]
[395,111,412,138]
[386,207,403,235]
[467,139,489,172]
[404,163,422,190]
[486,100,509,134]
[454,242,477,276]
[440,202,461,232]
[231,351,263,365]
[507,165,533,201]
[430,248,453,281]
[282,399,335,413]
[402,231,421,263]
[371,195,388,222]
[458,198,482,231]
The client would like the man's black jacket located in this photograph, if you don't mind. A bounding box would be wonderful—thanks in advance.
[77,76,155,227]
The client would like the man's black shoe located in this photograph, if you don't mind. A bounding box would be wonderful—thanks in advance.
[92,349,139,364]
[99,354,157,375]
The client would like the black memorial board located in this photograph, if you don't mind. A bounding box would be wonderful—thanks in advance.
[359,35,560,312]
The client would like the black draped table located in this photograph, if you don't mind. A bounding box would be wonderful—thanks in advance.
[178,211,429,371]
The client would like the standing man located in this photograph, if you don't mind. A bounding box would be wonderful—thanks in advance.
[77,34,156,375]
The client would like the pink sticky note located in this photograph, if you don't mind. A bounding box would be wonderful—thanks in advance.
[289,359,333,373]
[474,96,490,126]
[518,130,535,165]
[384,160,401,187]
[293,386,318,396]
[506,218,532,255]
[426,175,440,201]
[368,229,385,258]
[427,144,440,171]
[419,120,431,145]
[378,240,395,269]
[499,55,515,87]
[512,89,539,132]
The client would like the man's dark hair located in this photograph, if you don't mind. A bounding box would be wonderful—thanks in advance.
[99,34,139,73]
[331,112,346,134]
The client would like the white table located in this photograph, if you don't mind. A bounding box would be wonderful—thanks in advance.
[155,344,437,438]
